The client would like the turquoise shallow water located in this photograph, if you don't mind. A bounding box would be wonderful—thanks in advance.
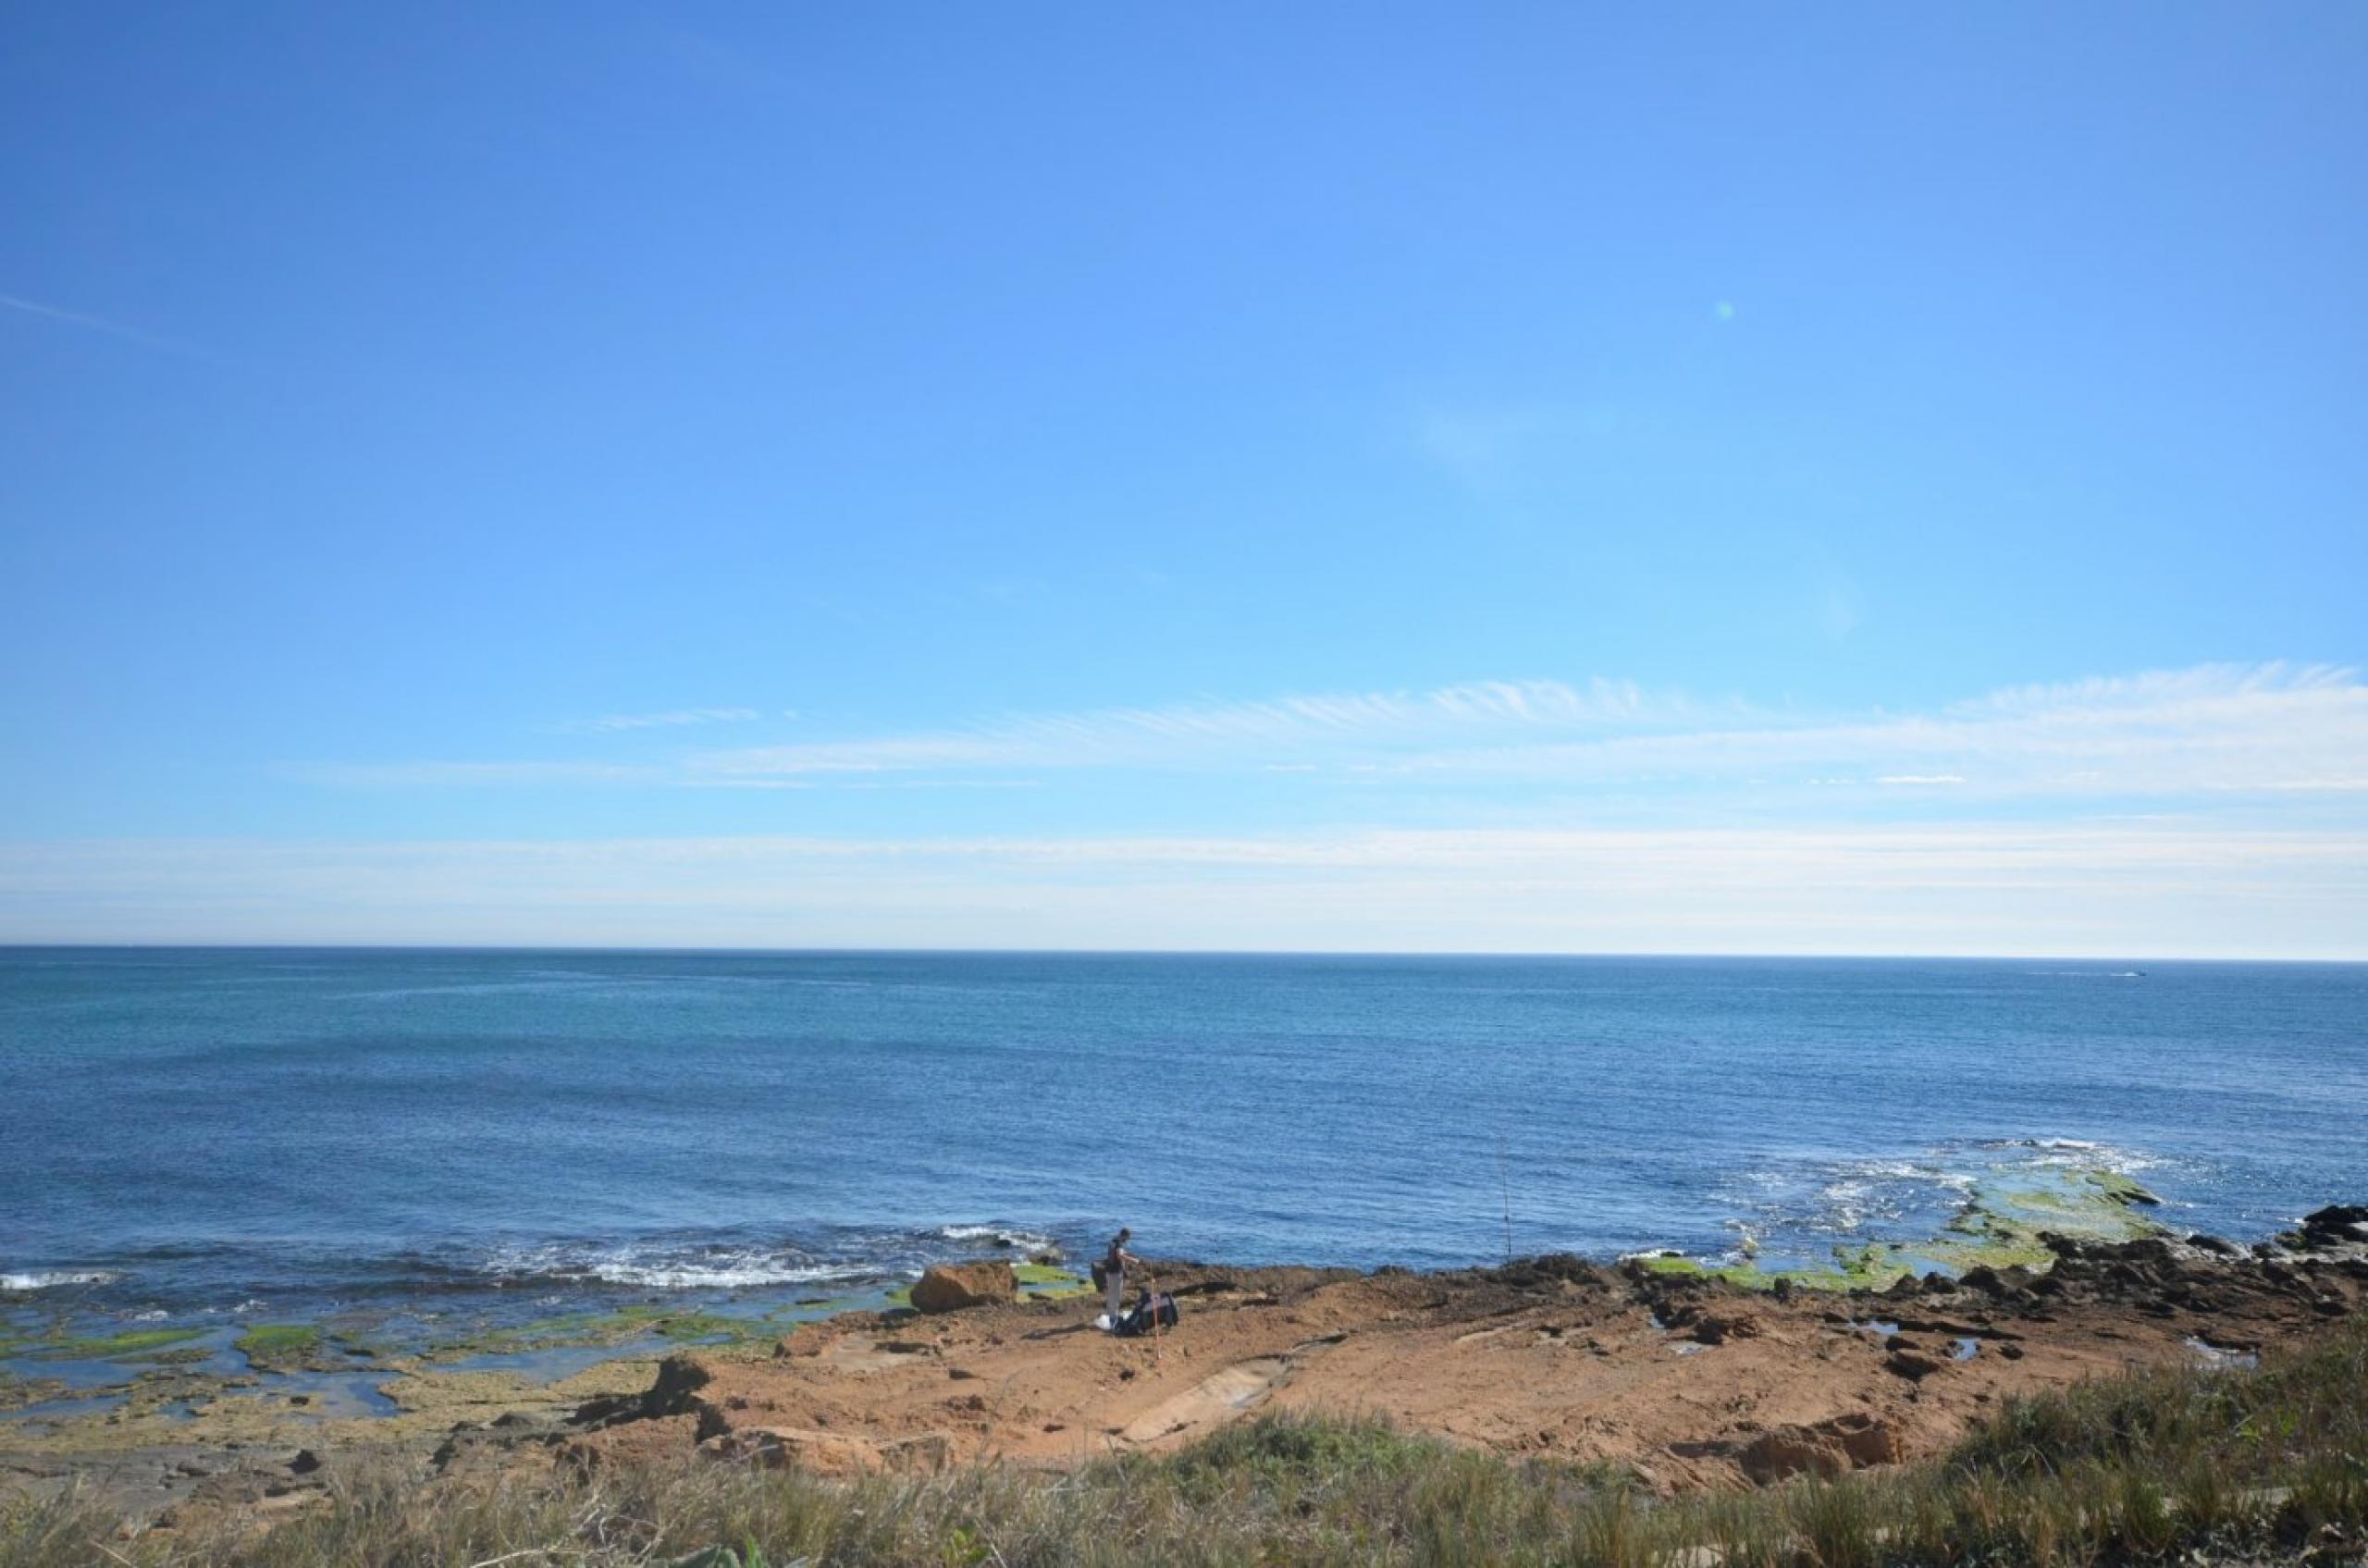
[2,948,2362,1339]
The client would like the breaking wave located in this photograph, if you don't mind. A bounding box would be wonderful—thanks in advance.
[455,1223,1066,1293]
[1707,1138,2186,1268]
[466,1241,882,1291]
[0,1269,120,1291]
[937,1225,1055,1252]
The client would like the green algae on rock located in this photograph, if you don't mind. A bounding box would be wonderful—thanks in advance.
[11,1327,209,1361]
[233,1323,322,1370]
[420,1303,787,1363]
[1636,1253,1863,1290]
[1634,1163,2168,1292]
[1013,1263,1092,1299]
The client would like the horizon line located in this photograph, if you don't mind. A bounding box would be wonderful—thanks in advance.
[1,940,2357,965]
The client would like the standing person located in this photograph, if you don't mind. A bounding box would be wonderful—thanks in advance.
[1101,1228,1140,1323]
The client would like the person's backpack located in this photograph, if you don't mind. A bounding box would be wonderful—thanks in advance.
[1115,1292,1178,1338]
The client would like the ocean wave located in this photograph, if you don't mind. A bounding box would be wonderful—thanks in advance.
[0,1270,119,1290]
[469,1241,881,1292]
[1714,1136,2182,1265]
[443,1219,1076,1292]
[937,1225,1054,1252]
[585,1259,871,1290]
[1966,1137,2164,1175]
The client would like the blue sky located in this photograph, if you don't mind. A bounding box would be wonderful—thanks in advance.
[3,5,2363,954]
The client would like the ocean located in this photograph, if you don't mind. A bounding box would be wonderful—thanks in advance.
[3,947,2362,1340]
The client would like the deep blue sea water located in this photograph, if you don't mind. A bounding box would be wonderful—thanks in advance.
[3,948,2362,1334]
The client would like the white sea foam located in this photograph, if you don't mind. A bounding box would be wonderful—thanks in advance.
[475,1241,874,1291]
[1963,1137,2162,1175]
[586,1260,868,1290]
[937,1225,1054,1252]
[471,1231,1066,1288]
[0,1270,118,1290]
[2029,1143,2160,1175]
[1719,1137,2181,1265]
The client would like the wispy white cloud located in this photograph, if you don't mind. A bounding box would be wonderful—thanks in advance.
[57,667,2365,954]
[290,664,2368,809]
[683,662,2368,800]
[693,677,1695,778]
[0,291,201,355]
[4,821,2360,956]
[560,707,763,734]
[1943,662,2357,719]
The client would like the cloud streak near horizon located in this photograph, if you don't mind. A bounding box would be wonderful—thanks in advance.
[294,662,2368,804]
[691,675,1705,777]
[696,661,2365,791]
[4,820,2361,956]
[126,660,2364,955]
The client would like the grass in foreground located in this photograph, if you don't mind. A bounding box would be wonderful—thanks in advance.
[6,1318,2362,1567]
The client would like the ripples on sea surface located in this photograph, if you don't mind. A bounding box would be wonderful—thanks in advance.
[3,948,2362,1319]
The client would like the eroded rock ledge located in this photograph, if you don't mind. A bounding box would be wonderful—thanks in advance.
[549,1216,2366,1489]
[9,1208,2362,1520]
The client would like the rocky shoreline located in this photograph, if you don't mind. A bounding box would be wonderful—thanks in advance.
[5,1204,2362,1530]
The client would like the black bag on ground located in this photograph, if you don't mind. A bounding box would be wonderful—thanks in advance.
[1114,1292,1178,1338]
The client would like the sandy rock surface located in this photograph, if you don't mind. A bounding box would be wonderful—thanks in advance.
[565,1236,2366,1488]
[909,1261,1018,1314]
[7,1229,2362,1518]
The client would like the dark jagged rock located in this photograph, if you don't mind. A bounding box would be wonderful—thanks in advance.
[2297,1205,2368,1248]
[1492,1253,1611,1290]
[645,1352,714,1414]
[1884,1349,1944,1380]
[573,1351,713,1431]
[1690,1310,1764,1345]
